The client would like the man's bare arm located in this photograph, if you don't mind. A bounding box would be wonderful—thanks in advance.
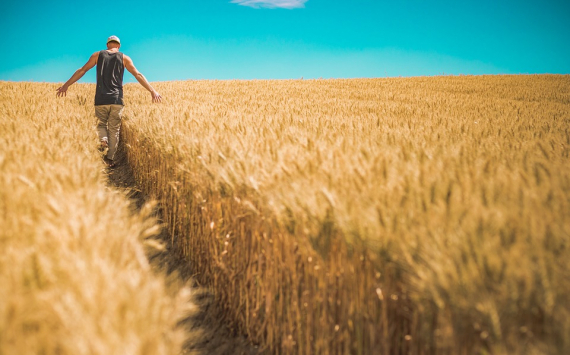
[56,52,98,97]
[124,55,162,103]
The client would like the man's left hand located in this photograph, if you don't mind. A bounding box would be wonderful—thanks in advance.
[56,85,68,97]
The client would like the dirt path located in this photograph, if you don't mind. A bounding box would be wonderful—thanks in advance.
[105,143,263,355]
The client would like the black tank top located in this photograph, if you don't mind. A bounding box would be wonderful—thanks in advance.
[95,50,124,106]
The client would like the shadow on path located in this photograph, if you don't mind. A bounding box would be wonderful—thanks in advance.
[104,142,263,355]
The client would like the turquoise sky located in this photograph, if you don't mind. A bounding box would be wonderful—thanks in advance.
[1,0,568,82]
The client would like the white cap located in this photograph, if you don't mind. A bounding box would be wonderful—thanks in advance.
[107,35,120,44]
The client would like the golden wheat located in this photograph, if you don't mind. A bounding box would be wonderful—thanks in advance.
[3,75,568,355]
[0,82,193,355]
[117,75,569,354]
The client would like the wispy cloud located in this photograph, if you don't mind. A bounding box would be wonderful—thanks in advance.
[230,0,308,9]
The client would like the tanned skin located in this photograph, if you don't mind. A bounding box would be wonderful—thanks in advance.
[56,41,162,103]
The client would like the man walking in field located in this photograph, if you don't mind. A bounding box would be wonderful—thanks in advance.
[56,35,161,168]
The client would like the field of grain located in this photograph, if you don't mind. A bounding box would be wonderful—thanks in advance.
[0,82,192,355]
[2,75,569,355]
[121,75,569,355]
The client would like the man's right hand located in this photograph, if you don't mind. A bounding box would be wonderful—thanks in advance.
[151,91,162,103]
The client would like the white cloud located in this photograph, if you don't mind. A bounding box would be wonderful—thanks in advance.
[230,0,308,9]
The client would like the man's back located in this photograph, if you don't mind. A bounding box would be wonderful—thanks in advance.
[95,50,125,106]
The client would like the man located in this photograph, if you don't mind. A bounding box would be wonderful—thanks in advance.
[56,35,161,168]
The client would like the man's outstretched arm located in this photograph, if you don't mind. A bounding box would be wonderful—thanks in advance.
[56,52,98,97]
[124,55,162,103]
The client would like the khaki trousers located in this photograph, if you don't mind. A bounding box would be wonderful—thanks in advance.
[95,105,124,160]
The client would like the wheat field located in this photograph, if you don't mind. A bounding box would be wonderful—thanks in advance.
[0,82,194,355]
[1,75,569,354]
